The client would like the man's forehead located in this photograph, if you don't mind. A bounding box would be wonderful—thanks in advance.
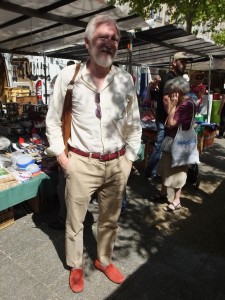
[95,22,118,33]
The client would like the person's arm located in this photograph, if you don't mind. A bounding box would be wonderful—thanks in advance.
[125,75,142,162]
[45,72,66,157]
[45,65,82,171]
[45,71,71,171]
[162,72,176,113]
[163,94,171,114]
[143,83,151,102]
[166,92,179,127]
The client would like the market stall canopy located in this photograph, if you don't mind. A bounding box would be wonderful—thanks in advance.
[188,58,225,71]
[35,24,225,70]
[116,25,225,69]
[1,1,225,69]
[0,0,147,56]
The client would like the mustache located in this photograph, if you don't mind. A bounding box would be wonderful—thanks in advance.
[101,46,114,55]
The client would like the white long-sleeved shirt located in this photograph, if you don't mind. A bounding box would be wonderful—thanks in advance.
[45,63,142,162]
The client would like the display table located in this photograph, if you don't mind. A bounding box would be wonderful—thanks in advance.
[0,172,57,211]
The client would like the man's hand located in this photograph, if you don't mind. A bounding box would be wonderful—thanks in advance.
[57,151,69,172]
[127,160,133,168]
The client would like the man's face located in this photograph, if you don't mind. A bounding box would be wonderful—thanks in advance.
[86,22,119,68]
[174,59,187,75]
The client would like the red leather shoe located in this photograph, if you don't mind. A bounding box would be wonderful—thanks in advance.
[69,268,84,293]
[94,259,125,284]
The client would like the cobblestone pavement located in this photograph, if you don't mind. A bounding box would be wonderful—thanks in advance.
[0,138,225,300]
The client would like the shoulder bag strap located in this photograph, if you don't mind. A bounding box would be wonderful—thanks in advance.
[188,99,195,127]
[68,63,81,86]
[62,63,81,155]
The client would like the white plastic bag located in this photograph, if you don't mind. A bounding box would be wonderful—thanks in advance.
[171,125,200,167]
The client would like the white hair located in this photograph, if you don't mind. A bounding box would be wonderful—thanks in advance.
[85,15,120,41]
[164,76,190,95]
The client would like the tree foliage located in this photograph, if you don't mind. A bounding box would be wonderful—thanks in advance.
[211,30,225,47]
[109,0,225,33]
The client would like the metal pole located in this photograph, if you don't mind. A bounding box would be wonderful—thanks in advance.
[207,55,212,123]
[128,40,132,74]
[43,54,47,104]
[127,32,135,75]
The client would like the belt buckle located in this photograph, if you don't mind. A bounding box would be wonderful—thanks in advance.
[99,154,105,162]
[99,153,110,161]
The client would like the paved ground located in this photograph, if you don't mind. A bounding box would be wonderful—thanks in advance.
[0,137,225,300]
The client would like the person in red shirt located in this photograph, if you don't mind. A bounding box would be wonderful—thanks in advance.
[143,75,161,108]
[191,74,206,113]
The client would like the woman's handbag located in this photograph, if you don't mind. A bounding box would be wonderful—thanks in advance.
[171,101,200,167]
[61,64,80,155]
[161,136,174,152]
[161,114,174,152]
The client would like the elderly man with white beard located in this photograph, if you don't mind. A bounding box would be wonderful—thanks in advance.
[45,15,142,293]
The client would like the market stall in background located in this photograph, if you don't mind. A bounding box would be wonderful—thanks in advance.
[0,53,64,229]
[1,0,225,229]
[136,64,224,171]
[1,51,224,229]
[0,0,148,229]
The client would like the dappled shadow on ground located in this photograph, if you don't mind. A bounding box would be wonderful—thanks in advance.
[200,142,225,172]
[28,141,225,299]
[105,141,225,299]
[32,207,96,271]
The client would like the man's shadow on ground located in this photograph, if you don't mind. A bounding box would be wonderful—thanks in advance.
[32,205,97,270]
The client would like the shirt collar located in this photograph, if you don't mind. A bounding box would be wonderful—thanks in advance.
[80,62,118,92]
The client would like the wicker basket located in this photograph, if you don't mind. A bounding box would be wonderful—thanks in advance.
[203,130,216,150]
[0,208,14,230]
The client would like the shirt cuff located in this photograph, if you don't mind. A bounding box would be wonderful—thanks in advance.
[45,144,65,157]
[125,151,137,162]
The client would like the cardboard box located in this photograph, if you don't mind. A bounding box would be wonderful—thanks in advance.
[16,96,37,115]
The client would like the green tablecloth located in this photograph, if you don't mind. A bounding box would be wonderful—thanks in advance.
[0,172,57,211]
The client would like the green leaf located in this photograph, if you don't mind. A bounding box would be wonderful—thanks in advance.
[108,0,225,33]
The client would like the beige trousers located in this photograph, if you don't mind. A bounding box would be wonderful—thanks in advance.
[65,151,132,268]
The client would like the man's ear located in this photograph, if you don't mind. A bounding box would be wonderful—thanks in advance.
[172,60,176,68]
[85,37,89,49]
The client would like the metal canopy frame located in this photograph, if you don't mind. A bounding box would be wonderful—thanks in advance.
[1,1,225,70]
[45,25,225,70]
[0,0,147,57]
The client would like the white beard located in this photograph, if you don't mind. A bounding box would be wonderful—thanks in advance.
[92,46,116,68]
[94,55,114,68]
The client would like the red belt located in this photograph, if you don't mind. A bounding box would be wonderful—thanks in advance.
[70,147,126,161]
